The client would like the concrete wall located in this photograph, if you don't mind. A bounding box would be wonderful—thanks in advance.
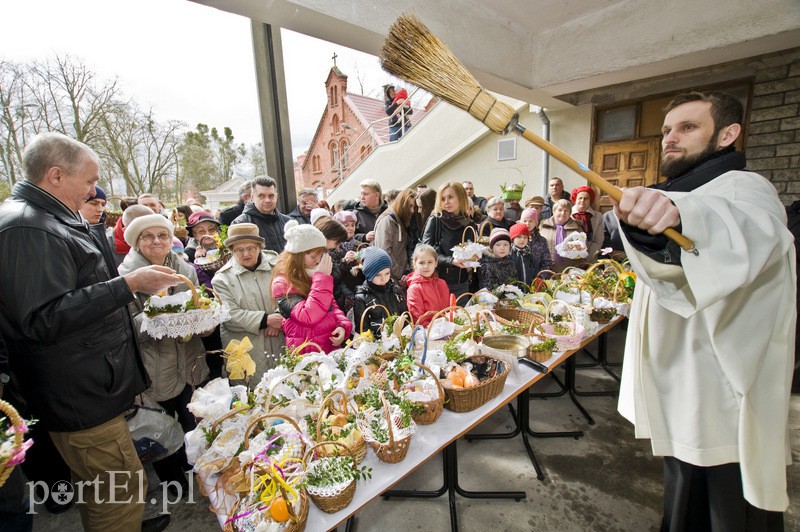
[421,105,593,201]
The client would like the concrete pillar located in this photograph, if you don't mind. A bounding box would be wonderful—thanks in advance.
[251,21,296,213]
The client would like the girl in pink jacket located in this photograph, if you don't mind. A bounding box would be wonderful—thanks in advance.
[406,244,451,326]
[271,221,352,354]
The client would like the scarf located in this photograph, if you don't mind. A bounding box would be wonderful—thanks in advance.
[440,211,471,230]
[572,211,593,239]
[555,223,566,247]
[622,148,747,263]
[113,217,130,254]
[654,147,745,192]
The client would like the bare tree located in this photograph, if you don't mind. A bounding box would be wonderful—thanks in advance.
[98,104,181,197]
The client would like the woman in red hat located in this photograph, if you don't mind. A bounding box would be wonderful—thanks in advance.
[570,186,605,260]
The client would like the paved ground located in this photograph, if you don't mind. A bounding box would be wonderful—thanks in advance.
[32,326,800,531]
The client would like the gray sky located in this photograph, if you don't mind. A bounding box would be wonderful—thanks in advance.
[1,0,403,157]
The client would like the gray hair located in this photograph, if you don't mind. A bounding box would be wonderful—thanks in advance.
[122,205,155,226]
[553,198,572,211]
[238,180,253,199]
[23,132,97,183]
[296,187,317,199]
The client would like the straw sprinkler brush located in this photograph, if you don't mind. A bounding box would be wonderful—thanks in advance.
[381,13,697,256]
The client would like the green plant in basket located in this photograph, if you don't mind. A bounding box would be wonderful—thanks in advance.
[304,454,372,489]
[353,386,423,429]
[553,323,571,336]
[529,338,556,352]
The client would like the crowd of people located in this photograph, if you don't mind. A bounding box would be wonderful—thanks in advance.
[0,89,794,530]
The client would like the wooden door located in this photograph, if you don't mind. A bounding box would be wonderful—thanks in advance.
[591,138,661,213]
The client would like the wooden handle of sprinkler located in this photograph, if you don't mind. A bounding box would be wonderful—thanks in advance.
[514,124,698,255]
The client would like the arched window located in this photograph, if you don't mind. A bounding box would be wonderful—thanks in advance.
[340,140,349,169]
[330,86,338,107]
[332,114,339,134]
[330,142,339,167]
[312,155,320,173]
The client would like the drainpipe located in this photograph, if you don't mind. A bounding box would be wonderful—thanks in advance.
[535,106,550,196]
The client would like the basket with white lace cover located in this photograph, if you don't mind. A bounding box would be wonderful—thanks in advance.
[303,441,370,513]
[141,274,230,339]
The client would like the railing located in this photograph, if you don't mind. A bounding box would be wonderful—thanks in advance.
[314,86,426,197]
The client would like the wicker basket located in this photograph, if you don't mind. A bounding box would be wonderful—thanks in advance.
[492,306,545,330]
[0,400,25,488]
[141,273,230,339]
[535,300,585,351]
[195,248,232,273]
[224,479,308,532]
[303,441,358,514]
[360,393,413,464]
[442,354,509,413]
[315,390,367,465]
[407,363,445,425]
[525,336,555,363]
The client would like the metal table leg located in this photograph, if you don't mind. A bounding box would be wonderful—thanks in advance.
[383,441,525,531]
[574,332,621,397]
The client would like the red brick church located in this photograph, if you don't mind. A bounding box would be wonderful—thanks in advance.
[297,65,430,194]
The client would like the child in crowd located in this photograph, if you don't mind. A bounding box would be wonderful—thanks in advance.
[271,220,352,354]
[520,208,554,277]
[333,210,358,252]
[330,210,363,315]
[406,244,450,326]
[479,228,519,290]
[510,223,537,285]
[353,247,407,338]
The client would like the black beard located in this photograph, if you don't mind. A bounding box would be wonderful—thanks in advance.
[660,137,719,179]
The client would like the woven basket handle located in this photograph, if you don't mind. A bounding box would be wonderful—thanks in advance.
[315,389,353,442]
[264,370,324,411]
[359,303,391,334]
[379,392,396,446]
[413,362,444,403]
[290,340,325,357]
[0,400,24,488]
[173,273,199,308]
[393,311,414,338]
[477,220,492,239]
[545,299,577,326]
[584,259,624,277]
[425,305,474,345]
[211,404,252,432]
[243,412,304,451]
[461,224,478,244]
[612,278,627,303]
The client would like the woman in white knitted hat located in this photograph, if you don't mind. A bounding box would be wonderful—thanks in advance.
[118,213,210,493]
[271,220,353,354]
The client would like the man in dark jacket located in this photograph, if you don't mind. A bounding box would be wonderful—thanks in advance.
[0,132,179,531]
[353,179,387,243]
[287,188,317,225]
[540,177,573,221]
[231,175,291,253]
[219,180,252,226]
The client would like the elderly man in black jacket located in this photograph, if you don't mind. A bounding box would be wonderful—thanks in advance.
[219,180,252,226]
[231,175,291,253]
[0,132,179,531]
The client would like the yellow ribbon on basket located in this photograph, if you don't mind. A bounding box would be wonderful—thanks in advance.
[250,454,305,506]
[224,337,256,380]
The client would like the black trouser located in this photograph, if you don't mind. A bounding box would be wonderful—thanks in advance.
[661,457,784,532]
[152,385,195,486]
